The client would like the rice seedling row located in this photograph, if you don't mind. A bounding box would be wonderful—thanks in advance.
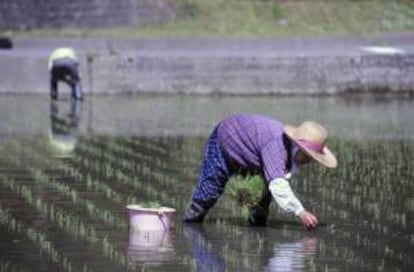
[295,139,414,268]
[72,137,187,206]
[0,173,133,270]
[307,140,413,233]
[0,139,137,269]
[0,193,93,272]
[8,138,128,229]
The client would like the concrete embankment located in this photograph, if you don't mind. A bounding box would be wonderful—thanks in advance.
[0,33,413,95]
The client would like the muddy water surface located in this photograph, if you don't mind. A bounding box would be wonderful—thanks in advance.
[0,95,413,271]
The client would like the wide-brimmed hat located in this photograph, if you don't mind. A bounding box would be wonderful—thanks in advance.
[284,121,337,168]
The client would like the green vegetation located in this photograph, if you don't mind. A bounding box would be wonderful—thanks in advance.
[6,0,414,38]
[226,175,265,205]
[135,201,162,209]
[226,174,266,218]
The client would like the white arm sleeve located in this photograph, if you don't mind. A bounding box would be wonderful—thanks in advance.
[269,178,305,216]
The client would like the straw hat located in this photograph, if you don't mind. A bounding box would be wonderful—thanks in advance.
[284,121,337,168]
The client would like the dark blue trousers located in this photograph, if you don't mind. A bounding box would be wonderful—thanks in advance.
[184,127,271,225]
[192,127,231,210]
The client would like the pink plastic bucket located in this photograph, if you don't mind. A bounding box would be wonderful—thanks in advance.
[126,205,176,232]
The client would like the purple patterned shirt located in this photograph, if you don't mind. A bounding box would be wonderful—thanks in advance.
[217,114,290,182]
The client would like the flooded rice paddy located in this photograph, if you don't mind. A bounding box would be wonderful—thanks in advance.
[0,95,413,272]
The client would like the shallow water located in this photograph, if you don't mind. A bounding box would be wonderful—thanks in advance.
[0,95,413,272]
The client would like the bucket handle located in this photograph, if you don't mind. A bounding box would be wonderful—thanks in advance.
[158,211,168,230]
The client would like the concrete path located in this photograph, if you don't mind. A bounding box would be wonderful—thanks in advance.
[3,32,414,56]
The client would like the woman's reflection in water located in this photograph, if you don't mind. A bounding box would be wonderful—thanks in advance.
[183,224,317,272]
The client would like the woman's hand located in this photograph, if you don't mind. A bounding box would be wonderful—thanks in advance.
[297,210,319,230]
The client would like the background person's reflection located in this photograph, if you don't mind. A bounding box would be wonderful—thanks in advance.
[49,99,83,157]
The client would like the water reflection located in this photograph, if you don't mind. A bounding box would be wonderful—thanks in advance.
[127,230,175,267]
[48,99,83,157]
[183,224,226,272]
[265,237,317,272]
[183,224,318,272]
[1,95,414,139]
[0,95,413,271]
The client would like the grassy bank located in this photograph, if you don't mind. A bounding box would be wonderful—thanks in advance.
[4,0,414,38]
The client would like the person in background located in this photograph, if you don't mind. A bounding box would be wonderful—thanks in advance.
[48,47,84,100]
[183,114,338,230]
